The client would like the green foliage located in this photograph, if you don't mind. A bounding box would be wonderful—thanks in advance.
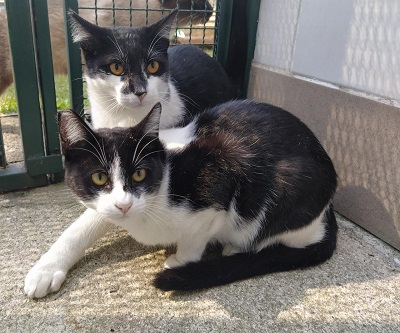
[0,75,86,114]
[0,84,18,114]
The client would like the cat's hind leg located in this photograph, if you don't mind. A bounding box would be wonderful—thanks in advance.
[164,235,211,269]
[164,210,226,269]
[24,209,112,298]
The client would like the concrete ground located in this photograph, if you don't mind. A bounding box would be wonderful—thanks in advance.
[1,182,400,332]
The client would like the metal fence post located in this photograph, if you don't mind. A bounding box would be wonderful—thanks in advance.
[214,0,233,65]
[1,0,63,192]
[3,0,49,189]
[31,0,64,183]
[63,0,84,116]
[242,0,261,97]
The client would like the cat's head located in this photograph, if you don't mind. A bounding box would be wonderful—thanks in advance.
[58,103,166,219]
[69,10,176,112]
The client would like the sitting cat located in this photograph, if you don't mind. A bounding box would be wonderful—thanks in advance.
[24,100,337,297]
[69,10,235,129]
[0,0,213,96]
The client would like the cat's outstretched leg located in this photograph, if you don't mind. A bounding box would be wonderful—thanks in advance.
[24,209,111,298]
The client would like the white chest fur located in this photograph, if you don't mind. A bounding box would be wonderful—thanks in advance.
[86,74,185,129]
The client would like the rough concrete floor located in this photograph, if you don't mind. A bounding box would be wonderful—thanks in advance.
[1,115,23,164]
[0,182,399,332]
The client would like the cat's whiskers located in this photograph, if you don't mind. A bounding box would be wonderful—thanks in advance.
[71,115,109,167]
[143,193,196,206]
[147,46,165,60]
[134,149,164,167]
[108,32,127,63]
[133,136,159,166]
[140,210,164,230]
[80,138,109,168]
[147,93,192,120]
[131,130,159,166]
[154,89,198,119]
[70,147,108,168]
[130,200,168,229]
[147,26,170,59]
[103,101,123,116]
[141,204,177,230]
[169,77,202,109]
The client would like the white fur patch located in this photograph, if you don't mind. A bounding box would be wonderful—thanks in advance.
[256,205,329,250]
[86,73,184,130]
[96,155,134,218]
[159,120,196,149]
[214,199,264,254]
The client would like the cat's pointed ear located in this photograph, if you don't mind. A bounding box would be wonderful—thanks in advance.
[68,10,103,44]
[148,9,178,41]
[137,103,162,138]
[58,110,93,155]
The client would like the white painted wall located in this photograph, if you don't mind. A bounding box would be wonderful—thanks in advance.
[254,0,400,101]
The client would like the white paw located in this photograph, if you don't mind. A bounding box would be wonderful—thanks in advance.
[164,254,185,269]
[24,262,67,298]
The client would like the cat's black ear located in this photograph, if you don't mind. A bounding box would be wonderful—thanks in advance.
[58,110,93,155]
[148,9,178,41]
[68,10,103,44]
[136,103,162,138]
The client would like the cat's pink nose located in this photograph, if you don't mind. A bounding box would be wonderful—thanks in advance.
[135,92,146,102]
[115,203,132,214]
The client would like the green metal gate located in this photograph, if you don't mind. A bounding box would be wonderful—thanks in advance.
[0,0,260,193]
[0,0,63,192]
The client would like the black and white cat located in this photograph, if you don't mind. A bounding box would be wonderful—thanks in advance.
[69,10,235,129]
[24,100,337,297]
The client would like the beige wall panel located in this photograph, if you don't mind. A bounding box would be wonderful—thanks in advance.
[248,63,400,250]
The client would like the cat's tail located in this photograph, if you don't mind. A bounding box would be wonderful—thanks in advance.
[153,205,338,291]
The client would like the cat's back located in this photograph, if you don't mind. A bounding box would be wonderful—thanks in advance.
[191,100,336,176]
[195,100,317,148]
[169,99,337,213]
[168,45,236,124]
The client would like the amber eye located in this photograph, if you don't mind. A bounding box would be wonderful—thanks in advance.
[91,172,108,186]
[132,169,147,182]
[147,60,159,74]
[109,63,124,76]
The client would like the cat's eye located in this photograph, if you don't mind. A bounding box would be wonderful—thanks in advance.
[132,169,147,182]
[91,172,109,186]
[147,60,159,74]
[109,63,124,76]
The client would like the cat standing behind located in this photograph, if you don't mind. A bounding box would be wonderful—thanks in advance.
[25,100,337,297]
[69,10,235,129]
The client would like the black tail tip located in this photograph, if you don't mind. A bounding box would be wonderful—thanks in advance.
[153,268,193,291]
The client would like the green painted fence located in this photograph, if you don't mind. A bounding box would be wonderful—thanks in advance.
[0,0,63,192]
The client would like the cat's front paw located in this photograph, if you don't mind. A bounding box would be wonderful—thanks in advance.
[24,263,67,298]
[164,254,186,269]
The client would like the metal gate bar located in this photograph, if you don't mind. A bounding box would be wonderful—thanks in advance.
[63,0,84,116]
[0,0,63,192]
